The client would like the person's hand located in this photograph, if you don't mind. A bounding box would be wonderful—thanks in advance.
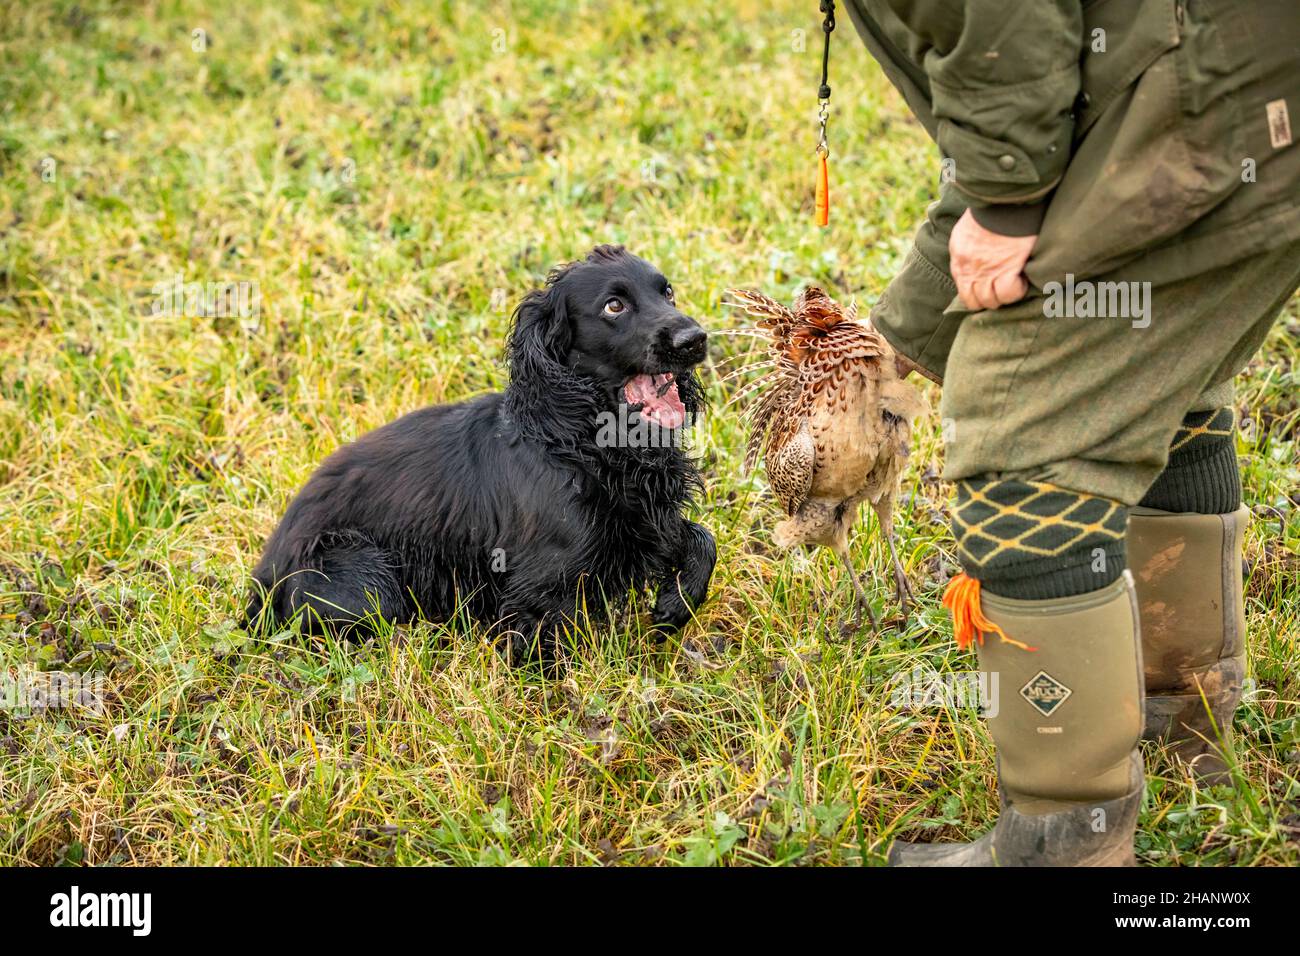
[949,209,1036,311]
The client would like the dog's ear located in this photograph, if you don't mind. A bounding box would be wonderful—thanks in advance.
[507,283,572,382]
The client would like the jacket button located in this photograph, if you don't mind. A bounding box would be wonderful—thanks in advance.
[997,154,1016,170]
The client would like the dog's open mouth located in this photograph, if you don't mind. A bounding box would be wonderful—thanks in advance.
[624,372,686,429]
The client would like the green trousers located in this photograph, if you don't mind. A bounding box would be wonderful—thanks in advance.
[872,185,1300,505]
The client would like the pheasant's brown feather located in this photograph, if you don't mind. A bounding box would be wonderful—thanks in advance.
[767,423,815,514]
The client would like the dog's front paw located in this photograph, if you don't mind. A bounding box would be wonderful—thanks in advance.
[650,586,693,635]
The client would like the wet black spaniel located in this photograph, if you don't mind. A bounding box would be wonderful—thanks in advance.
[245,245,716,664]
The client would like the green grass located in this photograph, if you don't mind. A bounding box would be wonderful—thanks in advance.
[1,0,1298,866]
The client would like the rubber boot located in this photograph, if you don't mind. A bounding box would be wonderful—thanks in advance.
[1128,506,1248,782]
[890,575,1144,866]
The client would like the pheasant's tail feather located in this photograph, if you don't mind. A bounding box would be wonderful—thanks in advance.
[723,288,794,318]
[727,349,798,412]
[723,289,797,342]
[742,380,788,471]
[725,367,780,410]
[742,427,766,473]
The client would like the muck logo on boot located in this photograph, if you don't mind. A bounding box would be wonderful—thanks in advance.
[1020,671,1072,716]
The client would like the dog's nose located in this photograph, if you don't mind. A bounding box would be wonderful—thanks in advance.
[671,326,707,353]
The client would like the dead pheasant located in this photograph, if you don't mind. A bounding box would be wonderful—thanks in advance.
[724,287,926,629]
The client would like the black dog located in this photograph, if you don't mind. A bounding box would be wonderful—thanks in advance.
[245,245,716,663]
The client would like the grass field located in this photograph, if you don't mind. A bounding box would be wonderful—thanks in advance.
[2,0,1298,866]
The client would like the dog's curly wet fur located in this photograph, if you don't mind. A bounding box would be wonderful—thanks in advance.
[245,245,716,664]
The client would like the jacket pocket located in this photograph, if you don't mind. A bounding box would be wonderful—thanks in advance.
[1075,0,1181,140]
[1170,0,1248,161]
[1027,1,1256,286]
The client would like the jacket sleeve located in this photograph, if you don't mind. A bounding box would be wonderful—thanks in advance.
[884,0,1084,229]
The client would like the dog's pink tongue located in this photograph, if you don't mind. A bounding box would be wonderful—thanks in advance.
[624,373,686,429]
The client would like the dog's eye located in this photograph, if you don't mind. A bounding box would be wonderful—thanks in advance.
[665,286,675,303]
[603,298,625,316]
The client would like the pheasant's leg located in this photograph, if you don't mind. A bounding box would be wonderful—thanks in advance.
[884,528,915,615]
[832,541,878,633]
[872,497,915,616]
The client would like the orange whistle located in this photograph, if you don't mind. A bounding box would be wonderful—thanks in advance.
[815,152,829,226]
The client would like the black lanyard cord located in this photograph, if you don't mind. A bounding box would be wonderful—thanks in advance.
[819,0,836,101]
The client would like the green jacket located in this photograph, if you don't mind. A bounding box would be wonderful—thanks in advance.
[842,0,1300,286]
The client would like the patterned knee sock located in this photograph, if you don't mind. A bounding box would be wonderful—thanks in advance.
[952,478,1127,600]
[1139,407,1241,514]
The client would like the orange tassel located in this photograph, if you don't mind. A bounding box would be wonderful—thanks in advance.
[941,573,1037,652]
[815,151,829,226]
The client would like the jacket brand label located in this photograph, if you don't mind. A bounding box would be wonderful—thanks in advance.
[1267,99,1292,150]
